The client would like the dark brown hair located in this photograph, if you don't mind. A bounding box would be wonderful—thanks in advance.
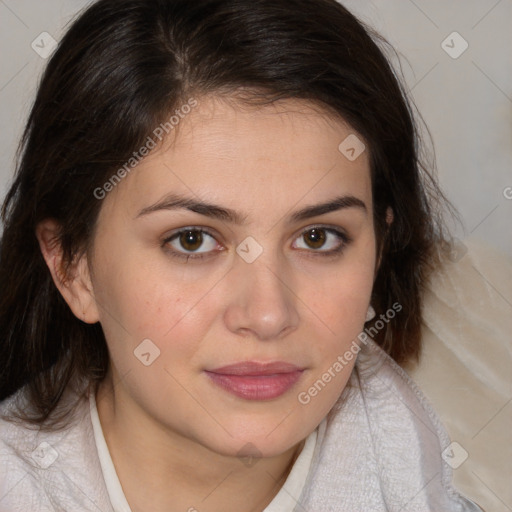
[0,0,451,425]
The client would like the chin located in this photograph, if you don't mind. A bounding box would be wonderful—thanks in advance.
[196,415,309,460]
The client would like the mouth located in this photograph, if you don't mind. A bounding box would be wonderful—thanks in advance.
[204,361,305,400]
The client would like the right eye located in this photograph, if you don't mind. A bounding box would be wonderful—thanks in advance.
[163,228,223,261]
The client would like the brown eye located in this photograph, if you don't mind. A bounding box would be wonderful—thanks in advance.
[166,229,219,255]
[303,228,327,249]
[179,230,203,251]
[292,226,348,254]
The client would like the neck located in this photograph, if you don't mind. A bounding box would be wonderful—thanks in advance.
[95,374,305,512]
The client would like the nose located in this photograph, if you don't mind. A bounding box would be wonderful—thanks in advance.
[223,254,299,341]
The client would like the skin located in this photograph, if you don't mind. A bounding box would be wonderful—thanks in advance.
[37,96,378,511]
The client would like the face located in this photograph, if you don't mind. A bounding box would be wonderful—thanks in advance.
[85,96,376,458]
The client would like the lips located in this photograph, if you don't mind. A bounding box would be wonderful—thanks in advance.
[205,361,305,400]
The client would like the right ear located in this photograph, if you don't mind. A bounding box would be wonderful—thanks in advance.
[35,219,100,324]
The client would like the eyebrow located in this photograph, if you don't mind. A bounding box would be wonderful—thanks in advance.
[136,193,367,224]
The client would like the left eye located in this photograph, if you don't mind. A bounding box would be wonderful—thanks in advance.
[166,229,219,253]
[292,227,346,252]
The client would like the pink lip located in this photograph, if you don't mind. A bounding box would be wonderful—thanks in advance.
[205,362,305,400]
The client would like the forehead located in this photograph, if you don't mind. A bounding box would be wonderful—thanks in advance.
[102,95,372,220]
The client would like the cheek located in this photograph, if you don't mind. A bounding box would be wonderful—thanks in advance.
[306,250,375,340]
[297,242,376,409]
[294,269,373,418]
[321,268,373,334]
[91,249,220,367]
[303,277,372,386]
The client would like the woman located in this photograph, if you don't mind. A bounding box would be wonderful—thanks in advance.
[0,0,484,510]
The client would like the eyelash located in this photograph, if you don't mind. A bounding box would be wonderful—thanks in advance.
[162,226,351,262]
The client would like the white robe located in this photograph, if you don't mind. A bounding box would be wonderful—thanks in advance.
[0,337,484,511]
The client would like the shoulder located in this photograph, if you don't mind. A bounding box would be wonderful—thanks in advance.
[0,387,112,512]
[299,339,484,511]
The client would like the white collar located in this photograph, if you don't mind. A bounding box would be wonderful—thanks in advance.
[89,392,320,512]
